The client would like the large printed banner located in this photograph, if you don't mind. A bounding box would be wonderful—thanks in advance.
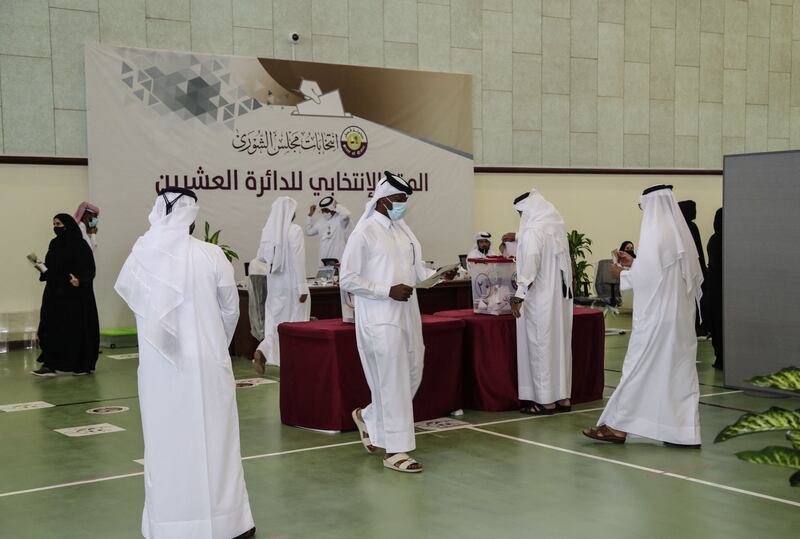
[85,44,473,326]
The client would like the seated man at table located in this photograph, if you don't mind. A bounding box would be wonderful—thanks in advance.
[467,231,496,259]
[340,171,436,474]
[511,190,573,415]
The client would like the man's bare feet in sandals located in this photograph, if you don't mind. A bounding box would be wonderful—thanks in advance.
[351,408,376,454]
[555,399,572,413]
[582,424,627,444]
[384,452,423,473]
[252,350,266,375]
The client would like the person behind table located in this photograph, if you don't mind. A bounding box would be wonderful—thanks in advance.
[499,231,518,258]
[467,231,496,259]
[510,190,573,415]
[31,213,99,377]
[583,185,702,447]
[304,195,351,264]
[74,202,100,252]
[115,187,255,539]
[253,196,310,374]
[619,240,636,258]
[340,171,437,474]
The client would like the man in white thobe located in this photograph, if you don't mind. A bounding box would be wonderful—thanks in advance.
[115,187,255,539]
[584,184,702,447]
[74,201,100,252]
[511,190,573,415]
[304,195,351,264]
[253,196,310,372]
[340,171,436,473]
[467,231,496,259]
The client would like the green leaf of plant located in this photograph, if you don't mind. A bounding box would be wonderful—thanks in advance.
[735,446,800,470]
[787,430,800,450]
[715,407,800,443]
[210,230,221,244]
[749,366,800,393]
[204,221,210,237]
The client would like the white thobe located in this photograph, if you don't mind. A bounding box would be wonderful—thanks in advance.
[340,213,434,453]
[136,240,254,539]
[514,230,573,404]
[257,223,310,365]
[304,206,351,263]
[598,260,701,445]
[78,221,98,252]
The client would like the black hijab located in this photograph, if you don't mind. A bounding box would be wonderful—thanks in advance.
[678,200,707,275]
[44,213,95,290]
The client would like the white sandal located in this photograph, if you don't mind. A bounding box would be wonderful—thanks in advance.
[383,453,423,473]
[351,408,376,454]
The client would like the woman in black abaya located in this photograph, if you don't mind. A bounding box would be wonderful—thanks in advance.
[706,208,723,369]
[32,214,99,376]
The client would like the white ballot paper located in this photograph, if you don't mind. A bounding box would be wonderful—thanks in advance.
[415,263,460,289]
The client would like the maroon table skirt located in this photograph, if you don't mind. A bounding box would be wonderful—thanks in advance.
[278,315,465,431]
[432,307,605,411]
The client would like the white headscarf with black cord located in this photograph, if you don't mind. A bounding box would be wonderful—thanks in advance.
[115,187,198,367]
[633,185,704,315]
[258,196,297,274]
[514,189,572,298]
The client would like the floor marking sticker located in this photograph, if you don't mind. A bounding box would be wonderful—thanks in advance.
[54,423,125,437]
[133,459,144,466]
[236,378,277,388]
[86,406,130,415]
[415,417,471,431]
[0,401,55,412]
[107,353,139,360]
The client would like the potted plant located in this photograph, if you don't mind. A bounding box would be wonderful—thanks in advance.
[714,366,800,487]
[203,221,239,262]
[567,230,593,297]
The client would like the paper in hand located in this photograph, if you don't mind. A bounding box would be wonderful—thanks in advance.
[27,253,39,264]
[415,263,460,289]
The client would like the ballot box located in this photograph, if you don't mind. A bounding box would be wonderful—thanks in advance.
[467,257,516,315]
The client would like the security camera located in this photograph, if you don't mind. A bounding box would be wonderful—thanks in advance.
[288,32,300,44]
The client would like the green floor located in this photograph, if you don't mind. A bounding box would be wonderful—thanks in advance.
[1,314,799,539]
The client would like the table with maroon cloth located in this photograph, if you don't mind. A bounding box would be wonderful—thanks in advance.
[432,307,605,411]
[278,315,465,431]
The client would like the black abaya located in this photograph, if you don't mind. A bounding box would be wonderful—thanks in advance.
[678,200,709,335]
[706,208,723,368]
[37,213,100,373]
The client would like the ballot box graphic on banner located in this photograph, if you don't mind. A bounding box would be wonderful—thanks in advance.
[467,257,516,315]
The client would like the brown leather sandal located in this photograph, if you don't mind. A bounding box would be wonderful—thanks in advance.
[582,425,627,444]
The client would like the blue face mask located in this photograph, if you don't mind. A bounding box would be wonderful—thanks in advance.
[88,217,98,228]
[387,201,407,221]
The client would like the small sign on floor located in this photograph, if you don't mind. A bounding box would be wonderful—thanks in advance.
[235,378,277,388]
[0,401,55,412]
[54,423,125,437]
[107,353,139,360]
[414,417,471,431]
[86,406,130,415]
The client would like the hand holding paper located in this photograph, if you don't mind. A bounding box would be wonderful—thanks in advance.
[415,263,460,289]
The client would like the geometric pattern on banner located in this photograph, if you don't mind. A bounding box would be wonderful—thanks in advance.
[414,417,471,431]
[54,423,125,437]
[120,50,263,130]
[235,377,277,389]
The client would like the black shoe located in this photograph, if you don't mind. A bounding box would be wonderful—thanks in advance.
[232,527,256,539]
[31,367,57,377]
[663,442,701,449]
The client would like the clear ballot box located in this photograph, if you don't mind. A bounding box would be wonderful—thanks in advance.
[467,257,517,316]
